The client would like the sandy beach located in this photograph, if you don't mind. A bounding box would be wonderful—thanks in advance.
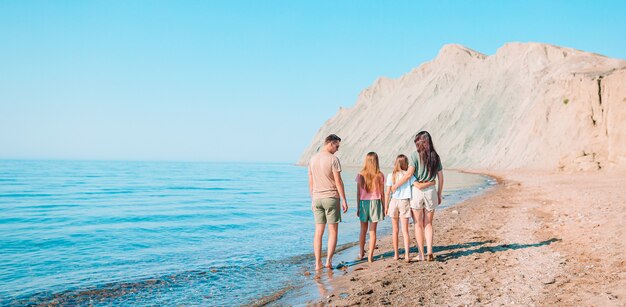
[313,170,626,306]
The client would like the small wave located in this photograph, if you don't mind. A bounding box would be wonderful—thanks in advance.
[240,191,264,195]
[12,203,81,209]
[196,179,233,182]
[7,262,291,306]
[78,190,134,195]
[0,193,56,198]
[167,187,233,191]
[265,241,359,266]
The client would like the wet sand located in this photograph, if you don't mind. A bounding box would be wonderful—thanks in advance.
[312,170,626,306]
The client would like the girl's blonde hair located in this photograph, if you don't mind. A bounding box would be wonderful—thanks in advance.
[392,154,409,185]
[359,152,382,193]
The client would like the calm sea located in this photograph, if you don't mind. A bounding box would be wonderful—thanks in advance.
[0,160,493,305]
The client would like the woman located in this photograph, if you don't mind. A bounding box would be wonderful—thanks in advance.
[392,131,444,261]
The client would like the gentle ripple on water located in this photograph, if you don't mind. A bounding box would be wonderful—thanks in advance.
[0,160,492,305]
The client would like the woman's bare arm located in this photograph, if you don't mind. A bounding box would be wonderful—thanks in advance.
[391,166,415,192]
[414,180,436,189]
[437,170,444,204]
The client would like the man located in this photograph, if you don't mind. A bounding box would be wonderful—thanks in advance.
[308,134,348,270]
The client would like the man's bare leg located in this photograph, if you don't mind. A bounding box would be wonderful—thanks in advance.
[368,222,378,262]
[314,223,325,270]
[325,223,338,268]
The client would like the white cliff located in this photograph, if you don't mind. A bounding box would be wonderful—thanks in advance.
[298,42,626,171]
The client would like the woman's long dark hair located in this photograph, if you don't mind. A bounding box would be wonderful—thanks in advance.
[414,131,440,180]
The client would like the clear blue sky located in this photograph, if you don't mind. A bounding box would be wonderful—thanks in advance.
[1,1,625,163]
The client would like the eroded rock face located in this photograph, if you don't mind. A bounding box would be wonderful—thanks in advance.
[298,42,626,171]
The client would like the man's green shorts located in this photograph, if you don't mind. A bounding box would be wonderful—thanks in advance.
[313,197,341,224]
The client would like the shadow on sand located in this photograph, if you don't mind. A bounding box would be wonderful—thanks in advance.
[336,238,560,268]
[436,238,561,262]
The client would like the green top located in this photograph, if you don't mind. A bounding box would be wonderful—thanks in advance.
[410,151,442,182]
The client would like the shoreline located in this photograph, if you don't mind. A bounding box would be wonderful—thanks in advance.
[300,169,626,306]
[270,171,498,306]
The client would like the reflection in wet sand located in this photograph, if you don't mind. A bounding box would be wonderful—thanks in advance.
[313,269,334,298]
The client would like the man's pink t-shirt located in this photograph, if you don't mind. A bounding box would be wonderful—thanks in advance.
[309,151,342,199]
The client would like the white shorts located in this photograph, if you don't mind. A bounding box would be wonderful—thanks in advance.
[388,198,411,218]
[410,185,439,211]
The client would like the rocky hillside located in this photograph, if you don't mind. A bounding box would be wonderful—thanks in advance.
[298,43,626,171]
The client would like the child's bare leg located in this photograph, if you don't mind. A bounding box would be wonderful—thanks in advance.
[325,223,338,268]
[391,217,399,259]
[359,222,368,260]
[400,217,411,262]
[368,222,378,262]
[314,224,325,270]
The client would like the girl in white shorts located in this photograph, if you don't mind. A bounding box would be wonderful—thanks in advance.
[384,154,414,262]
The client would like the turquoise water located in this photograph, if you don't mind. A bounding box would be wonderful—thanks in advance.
[0,160,492,305]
